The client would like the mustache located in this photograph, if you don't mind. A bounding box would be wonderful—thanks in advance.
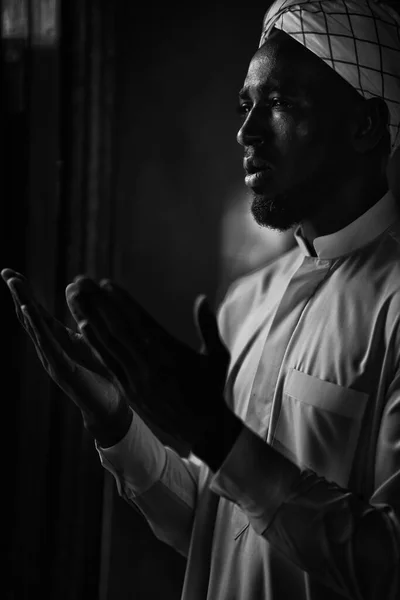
[243,152,274,173]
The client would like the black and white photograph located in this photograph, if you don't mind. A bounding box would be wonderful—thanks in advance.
[2,1,400,598]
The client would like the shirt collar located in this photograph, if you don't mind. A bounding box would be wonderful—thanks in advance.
[294,190,399,259]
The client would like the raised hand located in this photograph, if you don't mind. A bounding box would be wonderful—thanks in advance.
[1,268,132,446]
[68,276,236,452]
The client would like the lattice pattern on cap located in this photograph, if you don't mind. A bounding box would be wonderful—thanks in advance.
[260,0,400,152]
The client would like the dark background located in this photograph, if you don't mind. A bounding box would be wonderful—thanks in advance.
[1,1,293,598]
[2,1,399,599]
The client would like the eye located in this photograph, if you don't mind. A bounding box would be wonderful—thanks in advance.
[270,97,292,109]
[236,102,252,117]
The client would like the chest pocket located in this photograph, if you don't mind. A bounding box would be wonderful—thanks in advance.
[271,368,369,488]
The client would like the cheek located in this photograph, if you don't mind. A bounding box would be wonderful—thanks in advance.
[296,121,314,140]
[293,117,346,165]
[277,113,322,151]
[268,118,312,161]
[295,114,336,151]
[273,114,348,178]
[281,122,333,182]
[282,119,326,166]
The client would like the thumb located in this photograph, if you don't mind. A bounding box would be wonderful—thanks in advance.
[193,295,225,356]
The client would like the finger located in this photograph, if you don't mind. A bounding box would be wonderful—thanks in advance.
[67,277,116,336]
[193,295,225,357]
[21,306,51,371]
[71,281,152,360]
[78,320,132,389]
[66,274,98,301]
[2,270,33,305]
[79,307,184,429]
[20,305,40,345]
[23,302,89,387]
[66,280,94,326]
[21,305,112,410]
[6,283,26,326]
[1,268,26,283]
[78,302,149,388]
[7,276,32,307]
[66,274,103,323]
[7,277,87,366]
[7,276,45,330]
[6,281,40,334]
[3,274,78,350]
[99,279,171,348]
[67,276,133,337]
[21,302,57,358]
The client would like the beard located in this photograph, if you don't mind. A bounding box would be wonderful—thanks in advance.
[250,162,342,231]
[251,190,316,230]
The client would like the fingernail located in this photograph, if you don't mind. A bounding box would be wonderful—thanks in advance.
[1,269,14,281]
[73,274,91,287]
[100,279,112,290]
[74,276,99,294]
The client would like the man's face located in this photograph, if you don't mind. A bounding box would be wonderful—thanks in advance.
[237,29,359,231]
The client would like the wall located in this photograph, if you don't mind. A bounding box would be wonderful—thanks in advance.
[103,2,290,598]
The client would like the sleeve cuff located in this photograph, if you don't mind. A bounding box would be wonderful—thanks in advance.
[209,425,302,535]
[96,408,167,497]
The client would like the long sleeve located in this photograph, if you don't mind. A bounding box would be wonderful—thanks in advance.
[97,408,202,557]
[209,368,400,600]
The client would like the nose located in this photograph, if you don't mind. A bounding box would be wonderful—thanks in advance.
[236,109,265,147]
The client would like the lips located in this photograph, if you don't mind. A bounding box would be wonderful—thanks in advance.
[244,169,273,189]
[244,157,272,174]
[243,158,274,189]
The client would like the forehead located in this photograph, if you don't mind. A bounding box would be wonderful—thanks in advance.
[241,31,328,98]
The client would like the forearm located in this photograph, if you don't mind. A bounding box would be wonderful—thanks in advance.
[121,447,200,556]
[210,425,400,600]
[97,408,201,556]
[265,469,399,600]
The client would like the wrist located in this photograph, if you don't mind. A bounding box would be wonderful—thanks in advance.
[83,400,133,448]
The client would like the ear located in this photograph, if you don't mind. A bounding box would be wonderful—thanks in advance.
[352,97,390,154]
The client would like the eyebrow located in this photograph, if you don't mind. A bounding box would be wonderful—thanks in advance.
[238,79,299,99]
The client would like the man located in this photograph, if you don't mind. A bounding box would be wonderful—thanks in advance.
[2,0,400,599]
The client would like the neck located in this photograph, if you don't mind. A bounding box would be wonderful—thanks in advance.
[301,172,389,254]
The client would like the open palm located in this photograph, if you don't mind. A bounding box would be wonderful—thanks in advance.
[1,269,122,425]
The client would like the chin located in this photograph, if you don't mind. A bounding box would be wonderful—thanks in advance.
[250,192,303,231]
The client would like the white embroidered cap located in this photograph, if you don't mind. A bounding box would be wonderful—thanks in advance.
[260,0,400,153]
